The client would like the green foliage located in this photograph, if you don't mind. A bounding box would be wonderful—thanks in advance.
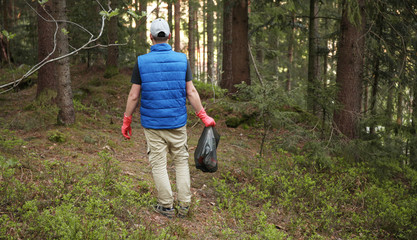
[48,130,66,143]
[8,90,59,130]
[103,66,119,79]
[193,80,226,100]
[1,30,16,40]
[0,129,23,152]
[127,9,146,21]
[0,150,157,239]
[38,0,48,5]
[249,149,417,239]
[100,9,120,20]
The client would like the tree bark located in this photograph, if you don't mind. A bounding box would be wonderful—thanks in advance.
[155,0,160,18]
[54,0,75,125]
[207,0,214,83]
[36,1,57,98]
[369,14,383,135]
[307,0,319,115]
[188,0,196,74]
[168,1,173,46]
[174,0,181,52]
[138,0,147,55]
[286,12,295,92]
[396,83,403,127]
[220,0,233,91]
[231,0,250,91]
[1,0,11,64]
[106,0,118,68]
[386,79,394,129]
[220,0,250,93]
[333,0,366,139]
[410,75,417,168]
[216,0,222,83]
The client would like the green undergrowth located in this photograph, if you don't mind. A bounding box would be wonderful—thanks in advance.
[1,67,417,239]
[0,136,164,239]
[211,148,417,239]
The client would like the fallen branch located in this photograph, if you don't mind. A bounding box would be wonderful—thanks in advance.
[0,0,126,94]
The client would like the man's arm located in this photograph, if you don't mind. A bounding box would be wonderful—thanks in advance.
[121,84,141,139]
[125,83,141,116]
[186,81,216,127]
[186,81,203,113]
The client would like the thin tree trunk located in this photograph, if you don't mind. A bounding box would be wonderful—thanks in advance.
[410,75,417,168]
[36,1,57,97]
[174,0,181,52]
[216,0,222,83]
[386,79,394,130]
[202,0,206,80]
[396,83,403,128]
[168,1,173,46]
[307,0,319,114]
[188,0,196,74]
[155,0,160,18]
[220,0,233,90]
[333,0,366,139]
[54,0,75,125]
[286,12,295,92]
[195,10,200,79]
[107,0,119,68]
[138,0,147,55]
[207,0,214,83]
[369,14,383,135]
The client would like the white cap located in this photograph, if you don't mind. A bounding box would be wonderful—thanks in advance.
[150,18,170,38]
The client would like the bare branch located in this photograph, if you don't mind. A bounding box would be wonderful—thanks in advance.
[0,0,126,94]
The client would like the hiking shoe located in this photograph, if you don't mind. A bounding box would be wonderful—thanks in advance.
[153,204,175,219]
[177,206,189,218]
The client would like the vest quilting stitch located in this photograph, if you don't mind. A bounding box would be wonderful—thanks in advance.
[138,43,188,129]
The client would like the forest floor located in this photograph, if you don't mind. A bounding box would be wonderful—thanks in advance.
[0,65,289,239]
[1,65,415,239]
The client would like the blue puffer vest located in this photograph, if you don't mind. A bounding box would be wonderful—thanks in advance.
[138,43,188,129]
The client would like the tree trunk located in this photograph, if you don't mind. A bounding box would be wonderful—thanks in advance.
[333,0,366,139]
[155,0,160,18]
[216,0,222,83]
[286,12,295,92]
[396,83,403,127]
[54,0,75,125]
[138,0,147,55]
[386,79,394,129]
[168,1,173,46]
[410,75,417,168]
[188,0,196,74]
[36,1,57,98]
[231,0,250,90]
[1,0,11,64]
[106,0,118,68]
[174,0,181,52]
[195,10,200,79]
[307,0,319,114]
[369,14,383,135]
[220,0,250,93]
[220,0,233,91]
[206,0,214,83]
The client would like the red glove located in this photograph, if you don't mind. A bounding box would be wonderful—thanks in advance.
[196,108,216,127]
[121,114,132,139]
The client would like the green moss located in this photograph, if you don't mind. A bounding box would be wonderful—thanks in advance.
[103,66,119,79]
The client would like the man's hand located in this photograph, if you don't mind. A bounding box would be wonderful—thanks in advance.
[122,114,133,139]
[196,108,216,127]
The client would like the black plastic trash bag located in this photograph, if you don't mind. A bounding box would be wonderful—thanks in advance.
[194,126,220,173]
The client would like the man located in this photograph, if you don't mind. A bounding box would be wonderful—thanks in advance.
[121,18,216,218]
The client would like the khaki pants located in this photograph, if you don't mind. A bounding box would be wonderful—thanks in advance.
[144,126,191,208]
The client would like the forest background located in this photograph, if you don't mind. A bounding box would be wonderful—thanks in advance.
[1,0,417,239]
